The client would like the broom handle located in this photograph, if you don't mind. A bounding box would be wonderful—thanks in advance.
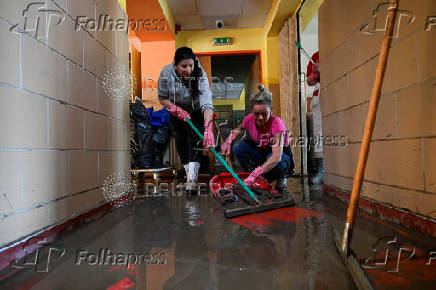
[185,118,259,203]
[341,0,399,254]
[213,120,234,170]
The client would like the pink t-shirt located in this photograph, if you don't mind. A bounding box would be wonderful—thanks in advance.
[241,114,290,147]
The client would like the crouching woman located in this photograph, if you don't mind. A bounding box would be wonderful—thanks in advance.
[221,85,294,194]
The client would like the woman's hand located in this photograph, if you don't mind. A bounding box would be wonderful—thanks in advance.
[244,166,265,187]
[203,121,215,149]
[221,132,237,156]
[169,105,191,121]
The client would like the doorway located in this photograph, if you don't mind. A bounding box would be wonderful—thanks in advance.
[297,13,321,177]
[197,51,261,131]
[197,51,262,171]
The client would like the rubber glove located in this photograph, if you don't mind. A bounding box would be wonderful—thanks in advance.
[169,105,191,121]
[244,166,264,187]
[221,132,237,156]
[203,121,215,148]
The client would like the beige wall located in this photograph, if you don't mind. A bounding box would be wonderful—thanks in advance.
[278,19,301,175]
[0,0,130,247]
[319,0,436,218]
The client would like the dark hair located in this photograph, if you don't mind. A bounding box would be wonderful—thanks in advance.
[250,84,273,108]
[174,47,195,65]
[174,47,203,100]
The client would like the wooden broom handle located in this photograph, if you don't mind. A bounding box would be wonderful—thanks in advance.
[342,0,399,250]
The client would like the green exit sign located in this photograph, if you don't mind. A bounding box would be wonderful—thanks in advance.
[213,37,232,46]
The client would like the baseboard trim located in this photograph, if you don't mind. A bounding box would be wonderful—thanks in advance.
[323,184,436,239]
[0,202,112,272]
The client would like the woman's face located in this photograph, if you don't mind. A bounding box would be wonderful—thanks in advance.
[175,59,194,78]
[252,104,271,128]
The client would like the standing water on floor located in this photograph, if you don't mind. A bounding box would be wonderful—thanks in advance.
[1,178,435,289]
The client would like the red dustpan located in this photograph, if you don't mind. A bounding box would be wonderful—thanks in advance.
[209,172,274,197]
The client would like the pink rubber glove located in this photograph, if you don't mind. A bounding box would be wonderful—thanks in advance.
[221,132,237,156]
[169,105,191,121]
[244,166,265,187]
[203,121,215,148]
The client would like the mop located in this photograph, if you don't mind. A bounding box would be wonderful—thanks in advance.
[295,41,316,65]
[186,118,295,218]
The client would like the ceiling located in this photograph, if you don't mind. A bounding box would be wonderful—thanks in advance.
[167,0,274,30]
[303,12,318,35]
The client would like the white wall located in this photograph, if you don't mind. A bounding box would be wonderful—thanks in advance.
[300,13,319,98]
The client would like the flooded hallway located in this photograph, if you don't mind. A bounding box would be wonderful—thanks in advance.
[0,0,435,289]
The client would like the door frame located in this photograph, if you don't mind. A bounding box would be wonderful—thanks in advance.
[195,50,263,84]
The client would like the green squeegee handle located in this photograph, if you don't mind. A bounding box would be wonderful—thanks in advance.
[185,118,259,204]
[295,41,316,65]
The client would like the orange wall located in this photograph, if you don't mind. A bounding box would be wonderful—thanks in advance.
[140,40,175,107]
[127,0,174,41]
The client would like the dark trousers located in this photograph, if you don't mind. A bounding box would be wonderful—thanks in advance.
[233,140,294,183]
[170,110,204,165]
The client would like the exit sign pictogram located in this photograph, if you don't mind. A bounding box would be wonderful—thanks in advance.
[213,37,232,46]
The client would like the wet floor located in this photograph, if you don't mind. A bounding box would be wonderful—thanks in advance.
[1,178,435,289]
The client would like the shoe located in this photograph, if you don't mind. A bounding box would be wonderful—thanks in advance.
[183,163,189,178]
[185,162,200,191]
[311,158,324,184]
[311,176,323,184]
[185,179,199,191]
[188,162,200,180]
[274,178,288,198]
[276,177,287,189]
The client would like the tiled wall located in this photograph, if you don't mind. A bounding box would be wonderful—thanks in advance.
[0,0,130,247]
[319,0,436,218]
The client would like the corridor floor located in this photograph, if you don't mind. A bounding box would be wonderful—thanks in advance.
[1,179,435,289]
